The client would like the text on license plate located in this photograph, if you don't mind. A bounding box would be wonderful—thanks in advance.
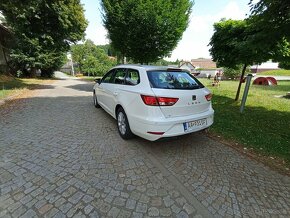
[183,118,207,131]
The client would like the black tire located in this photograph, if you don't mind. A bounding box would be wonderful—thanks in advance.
[116,107,134,140]
[93,91,101,108]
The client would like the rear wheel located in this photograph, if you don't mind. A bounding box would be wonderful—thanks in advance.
[93,91,100,108]
[117,107,134,140]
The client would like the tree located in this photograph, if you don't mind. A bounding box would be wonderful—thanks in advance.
[249,0,290,42]
[70,40,117,76]
[209,19,268,100]
[279,62,290,70]
[246,0,290,68]
[0,0,87,77]
[101,0,193,63]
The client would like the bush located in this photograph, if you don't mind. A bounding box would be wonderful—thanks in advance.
[223,65,251,79]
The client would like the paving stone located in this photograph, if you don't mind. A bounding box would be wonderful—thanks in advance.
[7,201,21,213]
[66,206,78,218]
[163,196,174,207]
[68,192,84,204]
[176,210,189,218]
[136,202,147,213]
[148,207,159,216]
[54,197,66,207]
[39,204,54,215]
[108,207,120,218]
[53,211,66,218]
[132,212,143,218]
[113,197,126,207]
[59,202,72,214]
[125,198,136,210]
[44,207,59,217]
[183,203,196,215]
[160,208,172,217]
[0,75,289,218]
[12,206,27,217]
[117,209,131,218]
[83,195,94,203]
[19,209,37,218]
[84,204,94,215]
[171,204,182,214]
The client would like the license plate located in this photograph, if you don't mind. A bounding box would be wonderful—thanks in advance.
[183,118,207,132]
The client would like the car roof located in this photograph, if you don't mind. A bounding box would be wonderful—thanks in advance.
[115,64,183,72]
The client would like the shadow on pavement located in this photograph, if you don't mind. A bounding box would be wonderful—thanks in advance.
[65,83,94,92]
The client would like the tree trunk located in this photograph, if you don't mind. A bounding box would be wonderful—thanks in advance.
[79,64,82,74]
[1,43,14,73]
[235,64,247,101]
[30,67,37,78]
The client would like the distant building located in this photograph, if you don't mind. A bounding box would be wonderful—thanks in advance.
[251,61,279,73]
[191,58,216,69]
[179,61,195,73]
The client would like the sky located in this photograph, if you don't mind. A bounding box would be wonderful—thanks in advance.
[80,0,257,61]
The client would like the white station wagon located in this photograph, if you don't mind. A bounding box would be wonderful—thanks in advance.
[93,65,214,141]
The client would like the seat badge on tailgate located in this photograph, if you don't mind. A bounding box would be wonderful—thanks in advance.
[192,95,196,101]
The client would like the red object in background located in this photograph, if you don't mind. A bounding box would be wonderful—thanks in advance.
[253,77,277,86]
[266,77,277,85]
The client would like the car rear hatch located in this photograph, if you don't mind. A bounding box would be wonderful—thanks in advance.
[147,69,212,118]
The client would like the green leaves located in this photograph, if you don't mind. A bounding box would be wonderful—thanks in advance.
[249,0,290,42]
[209,1,290,70]
[0,0,87,77]
[102,0,193,63]
[209,19,268,69]
[71,41,117,76]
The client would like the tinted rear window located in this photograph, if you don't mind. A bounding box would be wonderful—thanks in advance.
[147,71,204,90]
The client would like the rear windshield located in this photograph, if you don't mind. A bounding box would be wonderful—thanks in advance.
[147,70,204,90]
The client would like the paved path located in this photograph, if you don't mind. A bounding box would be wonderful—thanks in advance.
[0,77,289,218]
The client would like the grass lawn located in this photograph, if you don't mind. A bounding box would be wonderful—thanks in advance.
[0,75,52,100]
[199,78,290,165]
[259,69,290,76]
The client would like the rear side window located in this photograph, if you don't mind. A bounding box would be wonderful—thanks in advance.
[113,68,127,84]
[147,71,204,90]
[125,69,140,86]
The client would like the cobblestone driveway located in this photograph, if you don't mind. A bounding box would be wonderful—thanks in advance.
[0,76,289,217]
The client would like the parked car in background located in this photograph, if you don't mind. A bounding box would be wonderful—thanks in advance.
[93,65,214,141]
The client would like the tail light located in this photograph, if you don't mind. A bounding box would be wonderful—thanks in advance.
[141,95,178,106]
[205,93,212,101]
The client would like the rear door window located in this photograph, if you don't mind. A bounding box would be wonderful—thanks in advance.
[125,69,140,85]
[113,68,127,84]
[147,70,204,90]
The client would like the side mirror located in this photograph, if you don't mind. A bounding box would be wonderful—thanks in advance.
[94,78,101,84]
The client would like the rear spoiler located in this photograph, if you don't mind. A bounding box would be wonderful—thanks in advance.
[166,68,182,72]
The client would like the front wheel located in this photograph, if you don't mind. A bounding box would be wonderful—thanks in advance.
[117,108,134,140]
[93,92,100,108]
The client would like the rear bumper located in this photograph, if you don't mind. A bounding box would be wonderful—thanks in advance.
[129,109,214,141]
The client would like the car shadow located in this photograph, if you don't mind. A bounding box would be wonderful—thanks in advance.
[65,83,94,92]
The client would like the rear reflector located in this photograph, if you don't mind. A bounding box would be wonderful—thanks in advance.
[141,95,178,106]
[205,93,212,101]
[147,131,165,135]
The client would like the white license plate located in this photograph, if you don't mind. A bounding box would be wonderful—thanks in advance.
[183,118,207,132]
